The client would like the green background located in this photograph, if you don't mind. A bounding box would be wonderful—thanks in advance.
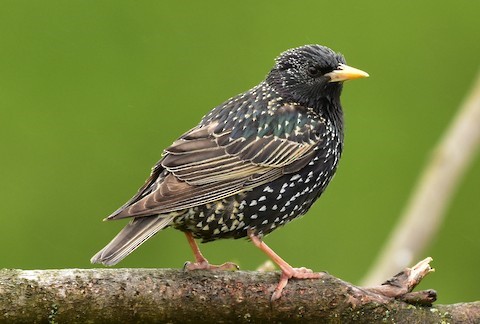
[1,1,479,304]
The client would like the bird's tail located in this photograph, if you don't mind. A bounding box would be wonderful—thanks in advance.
[91,215,174,266]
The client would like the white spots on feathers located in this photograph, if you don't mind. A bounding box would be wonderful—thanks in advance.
[263,186,274,193]
[290,174,301,181]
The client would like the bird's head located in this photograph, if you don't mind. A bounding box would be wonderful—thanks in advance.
[266,44,368,109]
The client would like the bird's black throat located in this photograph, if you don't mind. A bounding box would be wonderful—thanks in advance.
[266,73,345,141]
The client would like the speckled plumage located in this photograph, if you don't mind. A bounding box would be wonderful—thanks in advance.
[91,45,367,273]
[172,83,342,242]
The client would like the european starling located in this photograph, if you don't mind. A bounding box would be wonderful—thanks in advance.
[91,44,368,300]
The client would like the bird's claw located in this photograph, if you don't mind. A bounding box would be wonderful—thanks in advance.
[183,260,239,272]
[271,267,325,301]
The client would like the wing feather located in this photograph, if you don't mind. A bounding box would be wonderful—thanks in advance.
[109,103,324,219]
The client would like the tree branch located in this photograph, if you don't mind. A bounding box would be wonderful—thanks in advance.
[1,261,478,323]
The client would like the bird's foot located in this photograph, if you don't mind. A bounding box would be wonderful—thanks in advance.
[183,260,239,272]
[271,267,325,301]
[247,231,326,301]
[183,232,239,271]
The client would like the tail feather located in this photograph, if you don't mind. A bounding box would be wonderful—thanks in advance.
[91,215,174,266]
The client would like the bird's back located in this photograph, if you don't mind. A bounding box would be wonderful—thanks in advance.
[110,81,344,242]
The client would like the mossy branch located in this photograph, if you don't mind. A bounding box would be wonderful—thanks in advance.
[0,260,478,323]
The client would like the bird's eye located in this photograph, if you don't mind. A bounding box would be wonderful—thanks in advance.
[307,66,321,77]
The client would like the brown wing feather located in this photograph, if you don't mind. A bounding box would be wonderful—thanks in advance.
[109,104,321,220]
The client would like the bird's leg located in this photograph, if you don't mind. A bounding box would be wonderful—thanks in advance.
[248,230,325,301]
[183,232,239,271]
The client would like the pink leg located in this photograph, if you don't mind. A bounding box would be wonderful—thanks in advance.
[248,230,325,300]
[183,232,239,271]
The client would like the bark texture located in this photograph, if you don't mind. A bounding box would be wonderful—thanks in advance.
[0,268,478,323]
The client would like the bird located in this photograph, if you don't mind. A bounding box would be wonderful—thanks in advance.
[91,44,368,300]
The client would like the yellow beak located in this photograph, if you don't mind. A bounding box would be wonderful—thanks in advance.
[326,63,369,82]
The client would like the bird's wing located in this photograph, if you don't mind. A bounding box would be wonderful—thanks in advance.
[108,103,325,219]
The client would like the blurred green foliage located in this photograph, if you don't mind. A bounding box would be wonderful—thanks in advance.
[0,1,478,304]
